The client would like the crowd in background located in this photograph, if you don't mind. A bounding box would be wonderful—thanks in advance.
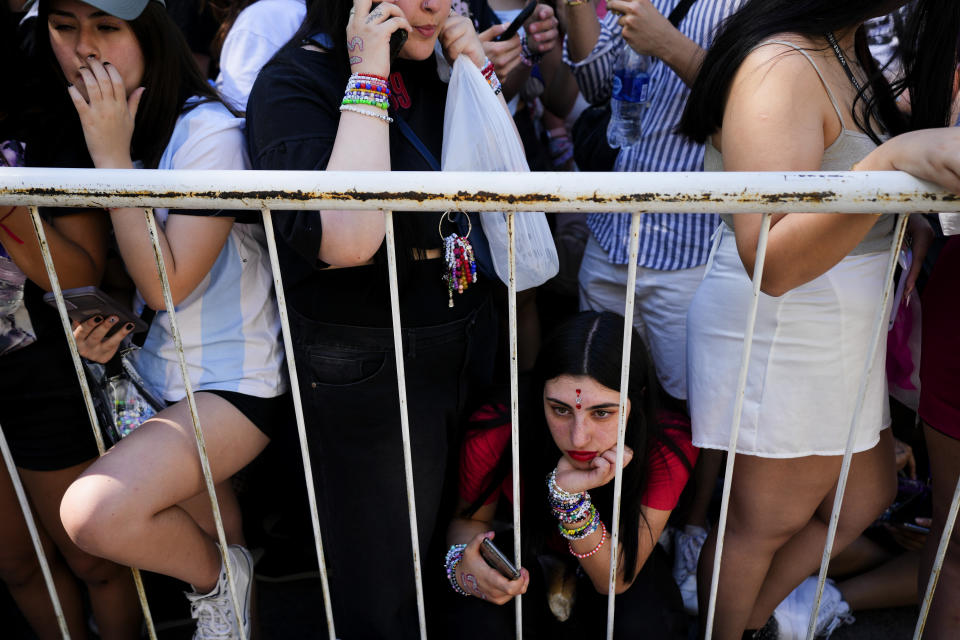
[0,0,959,639]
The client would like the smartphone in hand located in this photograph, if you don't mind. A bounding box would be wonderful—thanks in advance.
[480,537,521,580]
[493,0,537,42]
[371,2,409,60]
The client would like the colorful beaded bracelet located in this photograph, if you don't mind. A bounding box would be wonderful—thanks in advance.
[342,97,390,110]
[558,504,598,539]
[338,104,393,123]
[547,468,586,505]
[444,544,470,596]
[569,520,607,559]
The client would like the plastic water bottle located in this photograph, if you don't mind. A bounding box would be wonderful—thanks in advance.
[607,43,652,148]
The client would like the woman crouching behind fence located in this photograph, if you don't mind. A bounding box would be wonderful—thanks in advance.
[37,0,288,637]
[444,311,695,638]
[244,0,508,635]
[677,0,960,638]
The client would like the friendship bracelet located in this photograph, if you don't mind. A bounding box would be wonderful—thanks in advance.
[444,544,470,596]
[341,97,390,110]
[558,504,599,539]
[339,104,394,123]
[351,72,389,83]
[569,520,607,559]
[547,469,586,505]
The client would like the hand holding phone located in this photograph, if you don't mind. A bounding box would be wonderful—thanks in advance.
[494,0,537,42]
[480,537,521,580]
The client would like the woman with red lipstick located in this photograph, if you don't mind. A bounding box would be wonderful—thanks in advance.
[444,311,696,638]
[245,0,512,636]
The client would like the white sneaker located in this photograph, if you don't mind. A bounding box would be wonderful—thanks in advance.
[186,545,254,640]
[773,577,854,640]
[673,525,707,585]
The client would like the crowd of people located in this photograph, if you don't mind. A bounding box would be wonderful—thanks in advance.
[0,0,958,638]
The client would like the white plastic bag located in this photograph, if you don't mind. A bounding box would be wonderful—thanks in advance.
[442,57,559,291]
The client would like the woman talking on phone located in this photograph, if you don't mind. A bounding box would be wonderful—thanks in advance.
[443,311,696,638]
[37,0,288,637]
[244,0,510,635]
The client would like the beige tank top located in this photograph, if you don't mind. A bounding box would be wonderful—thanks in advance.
[708,39,895,256]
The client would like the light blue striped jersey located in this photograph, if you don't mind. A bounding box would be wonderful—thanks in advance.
[564,0,744,269]
[131,99,287,402]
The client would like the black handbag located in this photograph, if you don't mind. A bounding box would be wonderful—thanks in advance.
[570,0,701,171]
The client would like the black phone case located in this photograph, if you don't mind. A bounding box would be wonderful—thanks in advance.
[494,0,537,42]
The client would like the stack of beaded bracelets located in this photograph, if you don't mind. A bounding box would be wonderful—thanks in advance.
[339,72,394,123]
[444,543,470,596]
[479,58,503,96]
[547,468,607,559]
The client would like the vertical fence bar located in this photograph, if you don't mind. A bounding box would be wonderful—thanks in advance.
[805,214,910,640]
[383,210,428,640]
[914,473,960,639]
[0,425,71,639]
[142,209,246,636]
[507,212,523,639]
[604,211,643,639]
[260,209,337,639]
[27,206,158,640]
[703,213,772,640]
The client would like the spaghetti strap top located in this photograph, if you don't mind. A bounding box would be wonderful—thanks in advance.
[707,39,895,256]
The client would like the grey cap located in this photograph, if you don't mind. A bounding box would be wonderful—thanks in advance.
[82,0,164,20]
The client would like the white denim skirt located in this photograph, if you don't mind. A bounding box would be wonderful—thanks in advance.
[687,227,891,458]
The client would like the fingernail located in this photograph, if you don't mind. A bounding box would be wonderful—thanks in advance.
[93,315,103,323]
[67,82,74,87]
[108,316,117,324]
[88,54,96,59]
[103,61,110,66]
[125,322,134,330]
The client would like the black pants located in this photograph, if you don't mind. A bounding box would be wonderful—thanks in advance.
[287,297,497,639]
[440,540,688,640]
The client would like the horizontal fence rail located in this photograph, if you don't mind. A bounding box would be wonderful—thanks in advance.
[1,168,958,212]
[0,169,956,640]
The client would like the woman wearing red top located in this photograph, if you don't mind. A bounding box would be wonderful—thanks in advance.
[444,311,697,638]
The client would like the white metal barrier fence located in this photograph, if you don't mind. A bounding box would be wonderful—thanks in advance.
[1,168,958,640]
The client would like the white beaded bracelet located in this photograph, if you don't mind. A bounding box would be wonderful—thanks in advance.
[338,104,393,123]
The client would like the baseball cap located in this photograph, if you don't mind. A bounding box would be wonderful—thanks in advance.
[82,0,164,20]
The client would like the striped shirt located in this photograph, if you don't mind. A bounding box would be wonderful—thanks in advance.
[132,100,287,402]
[564,0,744,269]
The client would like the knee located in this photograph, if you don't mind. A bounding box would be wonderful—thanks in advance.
[60,477,133,558]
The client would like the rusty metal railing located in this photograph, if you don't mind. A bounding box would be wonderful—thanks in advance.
[0,168,957,640]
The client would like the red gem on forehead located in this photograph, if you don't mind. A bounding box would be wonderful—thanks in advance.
[575,388,582,409]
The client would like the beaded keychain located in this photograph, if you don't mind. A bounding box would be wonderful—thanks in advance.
[439,211,477,308]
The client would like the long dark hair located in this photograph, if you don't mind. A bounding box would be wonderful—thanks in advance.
[36,0,232,168]
[679,0,960,144]
[465,312,687,584]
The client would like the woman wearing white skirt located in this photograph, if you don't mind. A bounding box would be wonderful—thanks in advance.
[676,0,960,638]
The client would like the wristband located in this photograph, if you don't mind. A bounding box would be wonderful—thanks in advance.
[444,544,470,596]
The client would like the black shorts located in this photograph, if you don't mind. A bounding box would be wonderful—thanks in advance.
[200,389,293,441]
[0,338,100,471]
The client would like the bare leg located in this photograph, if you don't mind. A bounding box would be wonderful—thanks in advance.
[920,423,960,638]
[19,461,143,640]
[745,430,895,627]
[838,549,919,611]
[60,392,269,592]
[824,534,893,579]
[697,432,895,640]
[0,458,87,640]
[687,449,723,529]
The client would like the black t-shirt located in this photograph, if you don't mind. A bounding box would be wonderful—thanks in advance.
[246,44,488,327]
